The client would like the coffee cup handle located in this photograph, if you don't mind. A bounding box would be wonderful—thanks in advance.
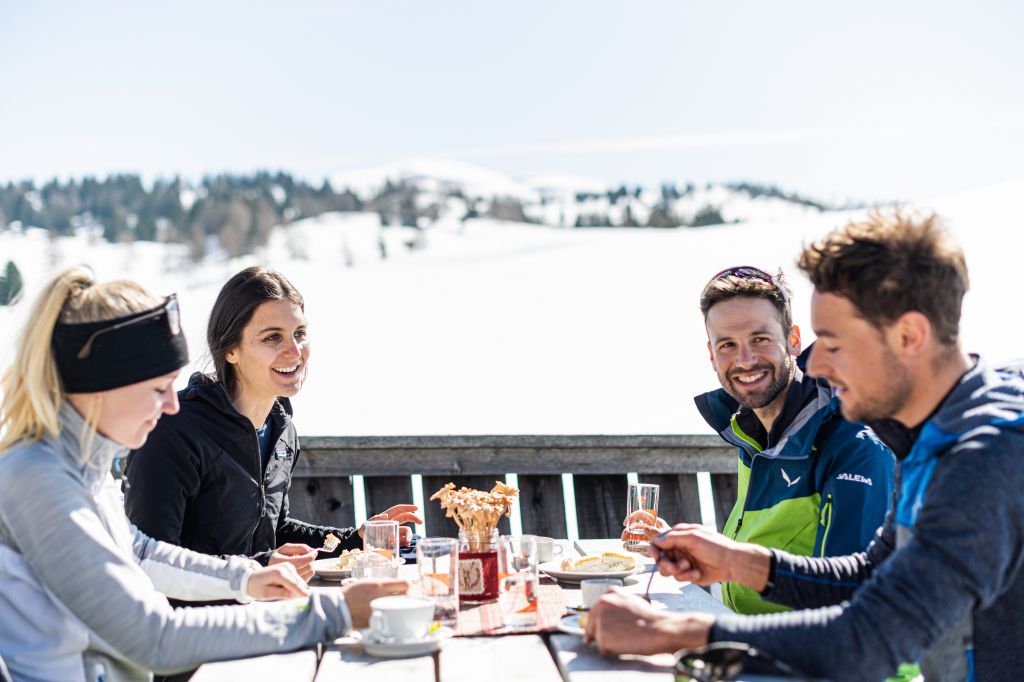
[552,545,563,556]
[369,611,389,640]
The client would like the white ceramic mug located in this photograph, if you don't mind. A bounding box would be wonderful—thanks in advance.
[580,578,623,609]
[368,596,435,642]
[534,536,564,563]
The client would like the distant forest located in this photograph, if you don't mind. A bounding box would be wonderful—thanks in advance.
[0,172,833,261]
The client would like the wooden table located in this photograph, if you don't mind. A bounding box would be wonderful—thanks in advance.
[194,539,792,681]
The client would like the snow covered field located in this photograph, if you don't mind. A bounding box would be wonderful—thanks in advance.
[1,177,1021,438]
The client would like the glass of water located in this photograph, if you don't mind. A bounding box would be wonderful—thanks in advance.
[417,537,459,627]
[498,535,539,628]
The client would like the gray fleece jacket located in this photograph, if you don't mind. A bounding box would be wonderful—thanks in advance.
[0,404,351,682]
[711,357,1024,681]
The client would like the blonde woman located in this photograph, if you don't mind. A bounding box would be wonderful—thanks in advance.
[0,266,404,681]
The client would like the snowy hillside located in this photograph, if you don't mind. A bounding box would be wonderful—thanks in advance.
[1,177,1021,437]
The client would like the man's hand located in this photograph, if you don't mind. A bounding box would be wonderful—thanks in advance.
[340,579,410,628]
[246,563,311,601]
[583,589,714,656]
[268,542,318,582]
[620,509,671,543]
[360,504,424,546]
[650,524,771,590]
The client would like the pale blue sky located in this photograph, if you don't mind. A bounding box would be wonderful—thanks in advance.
[1,1,1022,201]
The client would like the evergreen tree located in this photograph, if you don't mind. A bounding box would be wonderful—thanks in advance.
[0,260,23,305]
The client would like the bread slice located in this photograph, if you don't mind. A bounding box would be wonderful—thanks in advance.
[560,551,636,572]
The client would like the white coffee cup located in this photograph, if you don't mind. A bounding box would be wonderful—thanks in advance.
[369,596,435,642]
[534,536,564,563]
[580,578,623,609]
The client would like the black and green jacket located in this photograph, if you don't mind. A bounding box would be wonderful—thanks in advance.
[694,361,896,614]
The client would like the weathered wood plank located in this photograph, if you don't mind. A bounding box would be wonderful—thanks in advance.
[288,476,356,529]
[441,636,562,682]
[363,475,414,518]
[710,472,739,533]
[517,474,567,538]
[316,645,436,681]
[193,649,318,682]
[640,473,702,525]
[573,474,628,539]
[295,446,734,477]
[422,475,512,538]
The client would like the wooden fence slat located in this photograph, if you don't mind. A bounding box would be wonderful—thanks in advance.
[516,474,567,539]
[288,476,356,530]
[710,472,739,533]
[421,475,512,538]
[640,473,702,525]
[363,475,415,518]
[572,474,628,539]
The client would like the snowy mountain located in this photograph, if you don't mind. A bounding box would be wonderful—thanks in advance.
[1,175,1020,438]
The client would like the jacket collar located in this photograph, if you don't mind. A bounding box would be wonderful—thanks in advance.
[181,372,293,429]
[695,366,838,459]
[56,402,128,492]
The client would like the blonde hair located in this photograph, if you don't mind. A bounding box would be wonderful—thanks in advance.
[0,266,162,453]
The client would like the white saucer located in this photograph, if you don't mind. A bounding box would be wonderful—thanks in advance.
[556,613,585,636]
[358,626,454,658]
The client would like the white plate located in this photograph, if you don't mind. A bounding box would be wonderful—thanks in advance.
[538,559,642,583]
[556,613,585,636]
[313,558,354,581]
[359,626,454,658]
[315,557,407,581]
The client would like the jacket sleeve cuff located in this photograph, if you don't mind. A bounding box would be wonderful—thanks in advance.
[758,549,779,598]
[235,558,262,603]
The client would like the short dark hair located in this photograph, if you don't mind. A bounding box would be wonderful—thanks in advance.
[797,211,968,346]
[208,267,304,399]
[700,268,794,333]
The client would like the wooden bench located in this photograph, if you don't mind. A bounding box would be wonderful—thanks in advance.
[289,435,737,539]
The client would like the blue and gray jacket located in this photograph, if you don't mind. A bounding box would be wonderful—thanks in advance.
[695,356,896,614]
[711,357,1024,681]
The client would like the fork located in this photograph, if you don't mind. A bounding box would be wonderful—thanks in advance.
[641,563,657,603]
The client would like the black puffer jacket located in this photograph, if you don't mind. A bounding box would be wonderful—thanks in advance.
[124,372,359,565]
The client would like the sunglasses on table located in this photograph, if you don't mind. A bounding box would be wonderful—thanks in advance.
[674,642,817,682]
[76,294,181,360]
[707,266,790,308]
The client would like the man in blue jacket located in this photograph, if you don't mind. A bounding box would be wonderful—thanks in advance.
[692,266,895,614]
[587,212,1024,681]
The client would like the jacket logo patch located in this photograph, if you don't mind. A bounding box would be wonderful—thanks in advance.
[781,468,801,488]
[836,473,872,486]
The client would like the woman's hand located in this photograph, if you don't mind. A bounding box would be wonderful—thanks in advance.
[268,542,318,582]
[359,504,423,546]
[340,579,409,628]
[246,563,311,601]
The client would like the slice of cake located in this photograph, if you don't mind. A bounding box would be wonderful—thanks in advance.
[560,552,636,572]
[336,548,362,571]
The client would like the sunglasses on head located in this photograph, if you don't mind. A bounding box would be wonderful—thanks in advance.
[674,642,815,682]
[76,294,181,360]
[708,265,791,308]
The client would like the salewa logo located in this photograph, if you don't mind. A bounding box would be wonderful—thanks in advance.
[836,473,873,486]
[781,468,801,488]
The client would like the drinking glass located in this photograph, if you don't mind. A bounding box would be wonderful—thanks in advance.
[417,537,459,627]
[498,535,539,627]
[624,482,660,553]
[363,519,400,577]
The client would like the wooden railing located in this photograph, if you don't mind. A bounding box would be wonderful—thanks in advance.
[289,435,737,539]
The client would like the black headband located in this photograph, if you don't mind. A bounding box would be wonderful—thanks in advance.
[52,295,189,393]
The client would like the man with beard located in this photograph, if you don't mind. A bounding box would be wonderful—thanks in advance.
[691,266,895,614]
[588,213,1024,681]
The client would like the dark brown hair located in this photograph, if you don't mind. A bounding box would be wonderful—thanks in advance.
[797,211,968,346]
[699,269,794,333]
[208,267,304,398]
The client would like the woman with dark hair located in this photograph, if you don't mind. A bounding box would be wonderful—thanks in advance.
[125,266,419,585]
